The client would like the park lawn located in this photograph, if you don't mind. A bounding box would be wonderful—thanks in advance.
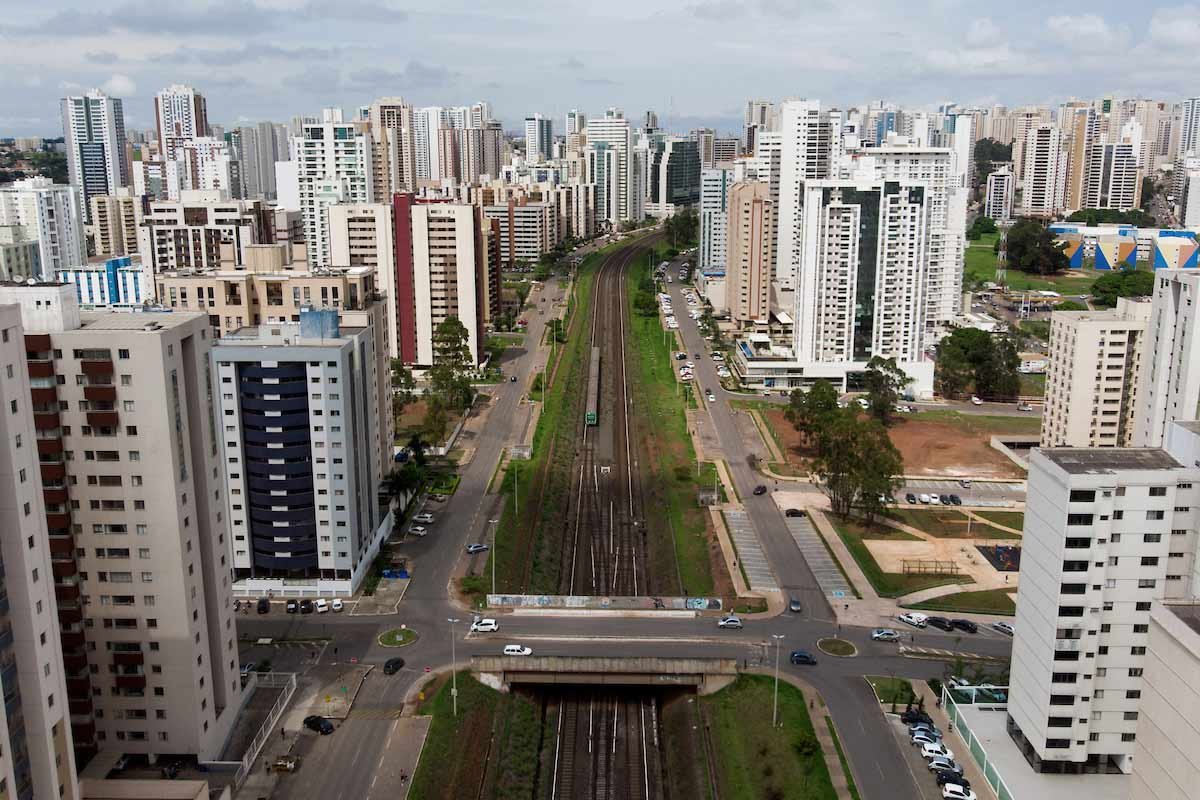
[1019,373,1045,397]
[866,676,916,707]
[704,675,837,800]
[844,517,921,541]
[912,409,1042,436]
[974,511,1025,531]
[964,234,1099,294]
[887,508,1020,540]
[409,673,501,800]
[831,517,972,598]
[909,587,1018,616]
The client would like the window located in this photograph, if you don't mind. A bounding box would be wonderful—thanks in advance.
[1065,537,1091,549]
[1051,673,1078,684]
[1129,667,1143,677]
[1070,490,1096,502]
[1145,533,1162,542]
[1122,733,1136,742]
[1049,695,1075,706]
[1146,510,1165,520]
[1141,557,1159,566]
[1047,717,1072,727]
[1126,690,1141,699]
[1045,739,1071,749]
[1135,602,1151,612]
[1138,579,1156,589]
[1149,486,1167,497]
[1131,646,1146,656]
[1067,515,1095,527]
[1113,511,1124,520]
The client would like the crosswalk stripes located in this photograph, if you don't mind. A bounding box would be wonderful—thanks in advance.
[346,707,403,720]
[898,645,1003,662]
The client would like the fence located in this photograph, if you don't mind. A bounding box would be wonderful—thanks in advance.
[902,559,961,576]
[943,686,1016,800]
[231,672,297,788]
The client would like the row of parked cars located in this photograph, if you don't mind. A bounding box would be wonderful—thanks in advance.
[901,708,977,800]
[898,611,1014,636]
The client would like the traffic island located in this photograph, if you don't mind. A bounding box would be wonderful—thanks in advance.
[378,627,419,648]
[816,637,857,658]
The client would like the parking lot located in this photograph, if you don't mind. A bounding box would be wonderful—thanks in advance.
[902,479,1024,507]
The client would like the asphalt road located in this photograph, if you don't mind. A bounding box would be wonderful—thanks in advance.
[237,240,1014,800]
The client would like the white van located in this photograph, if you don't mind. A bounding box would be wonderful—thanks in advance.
[899,612,928,628]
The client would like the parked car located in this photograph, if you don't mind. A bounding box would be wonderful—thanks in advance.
[383,657,405,675]
[941,783,976,800]
[927,616,954,632]
[788,597,803,613]
[314,599,329,614]
[902,708,933,726]
[918,494,931,504]
[958,479,972,488]
[910,723,943,739]
[911,731,941,747]
[466,543,489,554]
[502,644,532,656]
[409,525,429,537]
[871,628,900,642]
[920,741,955,761]
[470,618,499,633]
[257,597,270,614]
[303,715,334,735]
[951,619,978,634]
[899,612,928,628]
[926,756,961,774]
[948,494,963,506]
[299,599,314,614]
[939,494,954,505]
[784,508,806,518]
[331,599,344,612]
[905,493,917,504]
[935,771,968,788]
[286,600,298,614]
[992,621,1015,636]
[413,513,435,524]
[789,650,817,665]
[753,485,768,496]
[1017,402,1034,412]
[928,494,942,505]
[717,615,743,629]
[510,375,518,382]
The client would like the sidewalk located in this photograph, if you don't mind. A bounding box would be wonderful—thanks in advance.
[309,664,372,720]
[365,716,431,799]
[910,682,999,800]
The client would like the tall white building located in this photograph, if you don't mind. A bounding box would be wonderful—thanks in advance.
[744,99,775,153]
[1019,124,1067,218]
[296,115,374,267]
[154,84,208,162]
[584,110,639,223]
[0,178,86,279]
[565,110,586,136]
[1133,270,1200,447]
[1082,141,1142,211]
[1009,447,1196,774]
[985,164,1015,221]
[1178,97,1200,159]
[774,99,833,291]
[699,167,734,271]
[0,304,80,800]
[524,114,553,163]
[171,137,240,200]
[368,97,417,196]
[61,90,128,223]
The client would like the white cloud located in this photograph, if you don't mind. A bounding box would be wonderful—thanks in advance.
[102,74,136,96]
[1045,13,1126,49]
[1147,5,1200,46]
[965,18,1001,48]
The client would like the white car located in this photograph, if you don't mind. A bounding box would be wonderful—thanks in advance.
[918,493,931,504]
[502,644,532,656]
[899,612,928,628]
[717,615,743,629]
[970,396,983,406]
[942,784,976,800]
[470,618,498,633]
[928,494,942,505]
[331,598,344,612]
[991,621,1014,636]
[857,397,870,409]
[920,741,955,761]
[871,628,900,642]
[315,599,329,613]
[911,731,940,747]
[413,513,435,524]
[409,525,429,537]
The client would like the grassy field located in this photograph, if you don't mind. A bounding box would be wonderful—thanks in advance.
[866,676,916,708]
[409,673,501,800]
[831,517,972,598]
[1019,373,1046,397]
[704,675,837,800]
[973,510,1025,530]
[909,587,1018,616]
[627,251,717,596]
[964,234,1100,294]
[912,410,1042,436]
[887,508,1021,540]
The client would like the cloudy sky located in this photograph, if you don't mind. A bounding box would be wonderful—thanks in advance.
[2,0,1197,137]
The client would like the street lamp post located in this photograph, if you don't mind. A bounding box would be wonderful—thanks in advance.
[489,519,500,594]
[448,617,460,717]
[771,634,785,727]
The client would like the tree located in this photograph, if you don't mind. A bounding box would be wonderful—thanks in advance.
[1090,268,1154,308]
[1140,176,1156,211]
[784,380,839,449]
[1055,300,1087,311]
[406,434,428,467]
[853,422,905,527]
[967,216,997,240]
[810,412,904,522]
[664,207,699,248]
[863,357,912,426]
[974,336,1021,400]
[429,316,475,410]
[935,327,1020,400]
[382,461,425,503]
[1006,219,1069,275]
[422,398,450,445]
[1065,207,1155,228]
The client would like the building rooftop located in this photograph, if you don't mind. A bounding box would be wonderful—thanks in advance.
[1039,448,1183,475]
[1174,420,1200,435]
[77,311,203,332]
[1165,602,1200,637]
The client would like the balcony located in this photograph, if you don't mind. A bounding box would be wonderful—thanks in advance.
[36,438,63,456]
[33,411,60,429]
[45,512,71,530]
[68,697,93,716]
[26,361,55,379]
[57,604,83,624]
[86,410,119,427]
[51,559,77,580]
[55,583,81,603]
[83,385,117,402]
[61,630,85,649]
[66,676,91,696]
[112,651,144,667]
[114,674,146,690]
[42,486,68,506]
[40,462,66,481]
[30,387,57,404]
[48,536,74,557]
[80,359,114,377]
[24,333,51,351]
[63,652,88,673]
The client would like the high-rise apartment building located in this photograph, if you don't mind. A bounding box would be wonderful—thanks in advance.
[57,255,153,310]
[0,284,242,763]
[713,137,740,165]
[1040,299,1150,448]
[296,114,374,268]
[483,201,554,267]
[524,115,553,163]
[985,164,1015,221]
[726,181,775,326]
[585,143,621,227]
[171,137,240,200]
[647,138,701,216]
[1008,447,1195,774]
[1178,97,1200,158]
[1082,141,1142,211]
[213,307,389,595]
[368,98,417,196]
[61,90,128,224]
[699,167,734,271]
[88,191,140,258]
[137,194,272,272]
[0,226,41,282]
[0,178,86,279]
[1011,106,1053,184]
[1019,125,1066,217]
[744,99,775,153]
[774,99,834,292]
[585,110,638,223]
[565,110,586,136]
[1133,270,1200,447]
[0,305,79,799]
[154,85,209,162]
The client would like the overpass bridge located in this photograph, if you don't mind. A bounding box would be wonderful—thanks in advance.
[471,656,738,694]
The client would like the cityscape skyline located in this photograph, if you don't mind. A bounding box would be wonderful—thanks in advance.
[4,1,1200,137]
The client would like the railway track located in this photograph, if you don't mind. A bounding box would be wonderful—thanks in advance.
[547,690,660,800]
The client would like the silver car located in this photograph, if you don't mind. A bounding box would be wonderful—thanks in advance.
[717,615,743,629]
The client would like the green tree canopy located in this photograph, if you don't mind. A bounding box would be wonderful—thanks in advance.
[784,380,840,448]
[1091,269,1154,308]
[811,411,904,523]
[1065,207,1155,228]
[935,328,1021,400]
[429,316,474,411]
[1006,219,1069,275]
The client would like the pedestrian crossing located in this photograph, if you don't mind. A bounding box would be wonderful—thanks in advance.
[899,645,1004,662]
[346,706,404,720]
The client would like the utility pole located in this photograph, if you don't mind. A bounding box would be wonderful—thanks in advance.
[771,634,785,727]
[489,519,499,594]
[448,617,460,717]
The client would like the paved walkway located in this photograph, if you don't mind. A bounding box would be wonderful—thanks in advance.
[365,716,431,799]
[783,514,853,599]
[723,508,779,592]
[308,665,372,720]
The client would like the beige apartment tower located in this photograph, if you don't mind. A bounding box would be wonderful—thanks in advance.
[726,181,775,326]
[89,192,140,258]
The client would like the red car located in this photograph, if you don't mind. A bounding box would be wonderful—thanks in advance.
[518,319,528,326]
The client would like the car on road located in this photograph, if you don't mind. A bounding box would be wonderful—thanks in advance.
[918,493,931,504]
[502,645,532,656]
[871,628,900,642]
[706,392,715,402]
[717,615,743,629]
[675,352,687,360]
[784,508,806,518]
[948,494,962,506]
[413,513,435,524]
[314,599,329,613]
[926,756,961,774]
[958,479,972,488]
[753,485,768,496]
[430,494,447,502]
[383,657,405,675]
[788,597,803,613]
[409,525,429,537]
[905,493,917,504]
[992,621,1015,636]
[902,708,933,726]
[1017,402,1034,412]
[466,543,489,554]
[299,599,314,614]
[685,361,694,368]
[899,612,928,628]
[936,772,970,789]
[927,616,954,631]
[303,715,334,735]
[470,618,499,633]
[510,375,517,382]
[331,598,344,612]
[286,599,298,614]
[856,397,870,409]
[942,784,976,800]
[789,650,817,665]
[257,597,271,614]
[951,619,978,634]
[970,396,983,405]
[920,741,955,761]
